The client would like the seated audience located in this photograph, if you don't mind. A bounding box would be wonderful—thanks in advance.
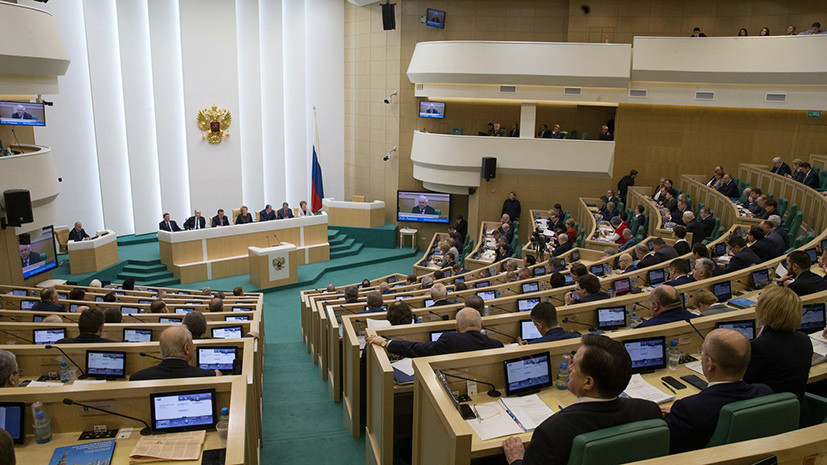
[617,253,636,273]
[211,209,231,227]
[637,237,678,269]
[343,286,359,303]
[636,285,696,328]
[489,122,506,137]
[799,162,820,189]
[548,272,566,288]
[104,307,122,323]
[429,284,451,306]
[520,302,579,344]
[789,160,805,182]
[697,206,715,241]
[715,236,760,276]
[150,300,169,313]
[360,291,385,313]
[564,218,577,243]
[692,243,710,260]
[55,307,116,343]
[159,213,182,232]
[692,289,731,315]
[361,279,371,288]
[0,350,21,387]
[782,250,827,296]
[747,225,778,262]
[236,206,254,224]
[670,199,691,225]
[764,215,790,251]
[770,157,791,176]
[297,200,312,217]
[598,125,613,141]
[32,287,65,312]
[537,124,551,138]
[552,234,572,257]
[122,279,135,291]
[183,310,208,338]
[378,282,392,295]
[716,174,739,198]
[184,210,206,230]
[569,263,588,283]
[618,229,636,251]
[550,124,563,139]
[277,202,294,219]
[130,326,220,380]
[233,286,244,296]
[259,204,276,221]
[208,298,224,313]
[502,334,661,465]
[565,274,609,305]
[692,257,716,282]
[43,314,63,323]
[664,329,772,453]
[664,258,694,286]
[324,283,337,293]
[672,225,690,255]
[68,221,90,242]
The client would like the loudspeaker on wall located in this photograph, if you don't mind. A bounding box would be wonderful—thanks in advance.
[3,189,33,227]
[381,3,396,30]
[481,157,497,180]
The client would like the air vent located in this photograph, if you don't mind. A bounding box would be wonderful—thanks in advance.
[695,91,715,101]
[499,85,516,93]
[564,87,582,96]
[765,93,787,103]
[629,89,648,98]
[415,84,423,90]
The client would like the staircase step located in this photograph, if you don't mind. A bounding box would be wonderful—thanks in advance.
[330,242,363,259]
[118,270,175,281]
[328,234,347,246]
[122,263,168,273]
[126,259,163,266]
[330,237,356,252]
[138,277,180,287]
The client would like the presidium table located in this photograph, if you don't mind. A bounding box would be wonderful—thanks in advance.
[158,213,329,284]
[67,229,119,274]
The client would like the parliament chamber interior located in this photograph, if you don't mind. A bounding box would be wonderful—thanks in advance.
[1,0,827,464]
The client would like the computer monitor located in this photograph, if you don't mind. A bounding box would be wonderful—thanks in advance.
[614,278,631,296]
[799,303,826,333]
[804,247,818,264]
[150,389,216,433]
[0,402,25,444]
[476,290,496,301]
[570,250,580,262]
[114,292,125,297]
[623,336,667,373]
[0,101,46,127]
[517,297,541,312]
[443,269,452,277]
[85,350,126,379]
[751,269,770,289]
[596,306,626,330]
[95,296,104,303]
[123,328,152,343]
[232,307,251,312]
[425,8,445,28]
[11,289,27,297]
[475,281,491,289]
[387,276,397,283]
[503,352,553,396]
[647,269,666,286]
[138,299,152,305]
[533,266,546,277]
[175,307,194,314]
[211,326,243,339]
[424,300,435,308]
[19,300,35,311]
[33,328,65,345]
[564,274,574,285]
[519,320,542,341]
[32,315,44,323]
[716,320,756,340]
[68,304,80,313]
[160,317,182,323]
[395,295,412,300]
[57,292,68,300]
[19,225,58,279]
[453,276,465,284]
[589,264,605,277]
[225,315,249,321]
[647,241,655,251]
[196,346,238,373]
[121,306,139,314]
[429,330,455,342]
[713,281,732,302]
[713,243,727,257]
[521,282,539,294]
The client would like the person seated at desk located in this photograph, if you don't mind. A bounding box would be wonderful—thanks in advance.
[618,229,636,251]
[183,210,206,230]
[502,334,662,465]
[130,326,220,381]
[551,234,572,257]
[637,237,678,269]
[378,282,392,295]
[692,289,732,315]
[452,263,470,276]
[54,307,116,343]
[208,298,225,312]
[428,284,451,307]
[297,200,312,217]
[365,308,503,357]
[361,291,385,313]
[519,302,579,345]
[770,157,792,177]
[150,299,170,313]
[43,314,63,324]
[747,225,779,262]
[68,221,90,242]
[343,286,359,304]
[663,329,773,453]
[547,257,566,274]
[412,195,436,214]
[636,285,697,328]
[600,201,619,222]
[670,225,690,255]
[781,250,827,296]
[236,205,254,224]
[104,308,122,323]
[277,202,294,219]
[260,204,276,221]
[159,213,182,232]
[715,236,761,276]
[799,162,820,189]
[692,258,713,284]
[211,209,231,227]
[68,288,86,302]
[763,216,790,252]
[716,174,739,199]
[11,104,33,119]
[616,253,636,274]
[664,258,694,286]
[184,310,258,339]
[19,243,45,268]
[496,243,513,261]
[489,122,506,137]
[565,274,609,305]
[517,267,532,281]
[0,350,21,388]
[31,287,65,312]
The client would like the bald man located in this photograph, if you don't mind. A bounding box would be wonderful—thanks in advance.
[68,222,90,242]
[636,285,697,328]
[184,210,206,230]
[366,307,503,357]
[663,329,773,453]
[129,326,221,381]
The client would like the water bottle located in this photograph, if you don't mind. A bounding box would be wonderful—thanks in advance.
[59,361,71,383]
[629,312,642,328]
[216,407,229,441]
[555,362,568,390]
[482,306,490,317]
[668,339,680,370]
[32,402,52,444]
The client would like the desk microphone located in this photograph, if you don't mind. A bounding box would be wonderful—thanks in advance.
[685,319,706,341]
[501,287,518,295]
[562,317,595,332]
[0,328,32,343]
[488,304,512,314]
[427,310,449,321]
[128,313,145,323]
[633,302,651,311]
[63,398,153,436]
[453,294,466,302]
[482,327,517,342]
[0,314,18,321]
[337,305,359,315]
[438,370,501,398]
[45,345,85,378]
[138,352,163,361]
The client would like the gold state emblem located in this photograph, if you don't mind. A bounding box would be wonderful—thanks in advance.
[197,105,232,144]
[272,257,285,271]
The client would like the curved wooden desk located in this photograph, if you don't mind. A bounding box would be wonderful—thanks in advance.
[67,229,119,274]
[323,197,385,228]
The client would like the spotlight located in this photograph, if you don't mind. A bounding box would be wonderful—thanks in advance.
[383,90,398,104]
[383,146,397,162]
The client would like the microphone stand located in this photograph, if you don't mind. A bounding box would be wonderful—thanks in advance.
[482,326,517,342]
[63,399,153,436]
[45,345,85,378]
[562,317,595,332]
[438,370,501,397]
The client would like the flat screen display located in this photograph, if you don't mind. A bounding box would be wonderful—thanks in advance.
[387,276,397,283]
[69,304,80,313]
[0,101,45,127]
[20,300,35,311]
[590,264,605,277]
[533,266,546,277]
[647,269,666,286]
[799,303,826,333]
[0,402,25,444]
[150,389,216,433]
[33,328,65,344]
[123,328,152,343]
[121,306,139,314]
[425,8,445,28]
[751,269,770,289]
[175,308,194,314]
[454,276,465,283]
[623,336,667,373]
[520,320,542,341]
[716,320,756,340]
[19,226,58,279]
[418,101,445,119]
[521,282,539,294]
[475,281,490,289]
[614,278,631,296]
[395,295,412,300]
[196,347,238,372]
[232,307,251,312]
[11,289,27,297]
[424,299,435,308]
[564,274,574,285]
[713,281,732,302]
[713,243,726,257]
[225,315,249,321]
[57,292,68,300]
[160,317,182,323]
[476,290,496,301]
[397,191,451,224]
[597,306,626,330]
[804,248,818,264]
[503,352,553,396]
[211,326,243,339]
[86,350,126,378]
[32,315,44,323]
[517,297,540,312]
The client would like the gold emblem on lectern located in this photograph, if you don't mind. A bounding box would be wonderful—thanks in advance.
[197,105,232,144]
[272,257,285,271]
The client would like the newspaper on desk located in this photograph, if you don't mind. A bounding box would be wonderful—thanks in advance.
[128,430,206,463]
[623,374,675,404]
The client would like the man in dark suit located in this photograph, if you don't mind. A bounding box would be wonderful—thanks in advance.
[715,236,761,276]
[670,199,691,225]
[617,252,637,273]
[664,259,694,287]
[54,307,116,343]
[763,217,790,252]
[211,209,230,227]
[19,244,45,268]
[717,174,739,198]
[660,189,678,212]
[672,225,690,255]
[747,226,779,262]
[549,212,565,233]
[412,196,436,215]
[158,213,182,232]
[455,216,468,240]
[68,222,90,242]
[598,124,613,141]
[552,234,573,257]
[636,285,697,328]
[277,202,294,219]
[616,170,637,202]
[799,162,820,189]
[637,238,678,269]
[259,204,276,221]
[697,207,715,242]
[565,274,610,305]
[359,291,386,314]
[521,302,580,344]
[549,124,564,139]
[130,326,220,381]
[684,212,703,245]
[664,328,773,453]
[606,190,621,208]
[11,104,33,119]
[502,192,521,223]
[502,334,662,465]
[770,157,792,176]
[365,308,503,357]
[183,210,206,230]
[31,287,65,312]
[536,124,551,138]
[427,284,452,307]
[783,250,827,296]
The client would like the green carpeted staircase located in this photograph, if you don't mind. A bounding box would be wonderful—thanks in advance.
[116,259,180,287]
[328,228,364,259]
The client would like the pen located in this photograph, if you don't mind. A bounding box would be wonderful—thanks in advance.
[661,381,676,394]
[557,404,563,411]
[472,404,480,420]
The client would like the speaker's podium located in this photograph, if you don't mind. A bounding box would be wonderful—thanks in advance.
[67,229,119,274]
[248,242,299,289]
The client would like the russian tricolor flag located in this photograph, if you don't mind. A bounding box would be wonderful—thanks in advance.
[310,115,324,213]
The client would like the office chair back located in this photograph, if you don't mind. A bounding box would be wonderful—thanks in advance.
[566,419,669,465]
[706,392,799,448]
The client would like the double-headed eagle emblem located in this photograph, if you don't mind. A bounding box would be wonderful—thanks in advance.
[197,105,231,144]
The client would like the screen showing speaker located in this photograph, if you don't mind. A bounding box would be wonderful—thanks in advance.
[425,8,445,28]
[0,101,46,127]
[19,226,58,279]
[418,101,445,119]
[397,191,451,224]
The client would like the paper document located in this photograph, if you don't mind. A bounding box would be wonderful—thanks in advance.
[499,395,554,431]
[810,332,827,357]
[73,379,107,385]
[367,319,391,329]
[775,263,787,278]
[26,381,63,387]
[683,361,704,375]
[357,336,366,350]
[623,374,675,404]
[391,358,414,376]
[466,401,524,441]
[129,430,205,463]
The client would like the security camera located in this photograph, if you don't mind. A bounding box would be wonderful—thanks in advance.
[383,146,397,161]
[383,90,398,104]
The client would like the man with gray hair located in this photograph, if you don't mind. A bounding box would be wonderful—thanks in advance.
[0,350,21,387]
[43,314,63,324]
[412,195,436,214]
[343,286,359,303]
[362,292,385,313]
[763,215,790,251]
[692,257,715,282]
[618,228,636,251]
[429,283,450,306]
[770,157,791,177]
[129,326,220,380]
[617,253,636,273]
[636,284,697,328]
[32,287,64,312]
[552,233,572,257]
[419,275,434,289]
[366,307,503,357]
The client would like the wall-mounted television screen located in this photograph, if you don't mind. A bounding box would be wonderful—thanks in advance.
[0,101,46,127]
[397,191,451,224]
[418,101,445,119]
[425,8,445,28]
[19,226,58,279]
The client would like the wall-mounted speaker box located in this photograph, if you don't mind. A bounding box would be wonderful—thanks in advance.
[3,189,33,227]
[481,157,497,180]
[381,3,395,30]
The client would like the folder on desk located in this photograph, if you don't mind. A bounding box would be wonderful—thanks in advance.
[392,358,415,384]
[729,298,756,309]
[48,439,115,465]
